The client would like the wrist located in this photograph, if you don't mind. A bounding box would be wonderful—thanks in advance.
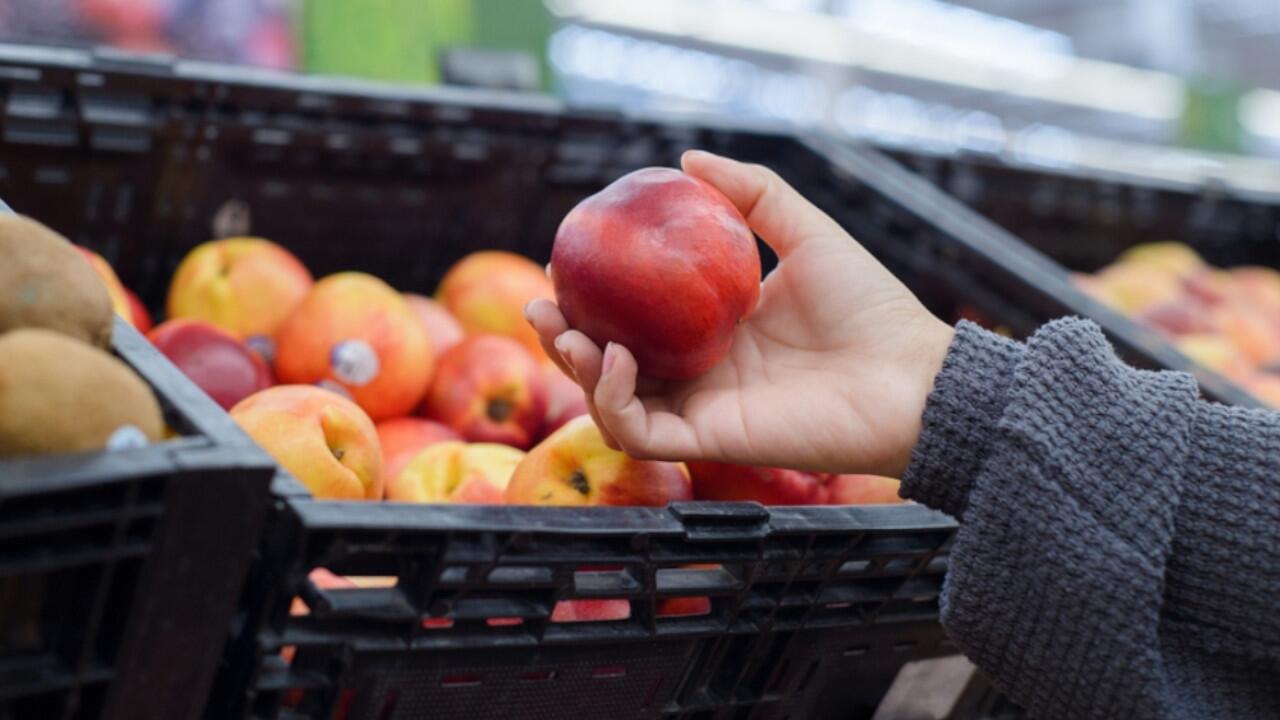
[886,317,956,477]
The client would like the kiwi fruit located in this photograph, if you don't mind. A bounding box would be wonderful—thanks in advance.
[0,214,115,348]
[0,329,164,458]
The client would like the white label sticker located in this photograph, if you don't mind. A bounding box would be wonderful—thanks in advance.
[245,334,277,366]
[330,340,380,386]
[106,425,149,452]
[315,379,354,400]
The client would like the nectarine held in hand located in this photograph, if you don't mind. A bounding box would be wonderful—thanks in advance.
[275,272,433,421]
[421,335,546,449]
[552,167,761,381]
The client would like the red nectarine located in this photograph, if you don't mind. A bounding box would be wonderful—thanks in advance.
[552,167,761,380]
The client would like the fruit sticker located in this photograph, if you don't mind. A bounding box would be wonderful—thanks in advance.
[106,425,150,452]
[330,339,379,386]
[245,334,277,366]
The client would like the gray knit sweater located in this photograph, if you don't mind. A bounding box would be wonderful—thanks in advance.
[901,318,1280,720]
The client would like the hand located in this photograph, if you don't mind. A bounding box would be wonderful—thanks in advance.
[526,151,954,477]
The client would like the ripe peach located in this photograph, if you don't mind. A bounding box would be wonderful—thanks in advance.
[1230,266,1280,312]
[375,417,462,485]
[387,441,523,504]
[231,385,382,500]
[1183,268,1235,307]
[421,335,546,449]
[552,167,761,380]
[404,293,465,356]
[167,237,312,350]
[1136,301,1215,337]
[1174,334,1253,382]
[148,319,272,410]
[820,474,904,505]
[76,247,133,324]
[1092,262,1182,315]
[1117,242,1205,279]
[275,272,433,421]
[125,288,152,333]
[1244,373,1280,409]
[1211,305,1280,367]
[436,251,554,361]
[506,416,692,506]
[688,462,824,505]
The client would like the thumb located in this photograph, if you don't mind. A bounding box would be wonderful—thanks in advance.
[681,150,846,259]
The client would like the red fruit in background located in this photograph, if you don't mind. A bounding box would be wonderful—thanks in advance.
[688,461,824,505]
[435,251,555,362]
[125,288,152,333]
[820,474,904,505]
[541,366,589,437]
[404,293,465,357]
[76,246,133,325]
[551,599,631,623]
[375,417,463,485]
[422,335,546,449]
[1137,301,1214,337]
[148,319,272,410]
[552,167,761,381]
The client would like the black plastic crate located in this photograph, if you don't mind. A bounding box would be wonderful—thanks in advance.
[215,499,957,720]
[0,44,1247,719]
[885,146,1280,273]
[0,314,276,720]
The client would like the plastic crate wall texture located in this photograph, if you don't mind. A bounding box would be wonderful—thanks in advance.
[0,318,276,720]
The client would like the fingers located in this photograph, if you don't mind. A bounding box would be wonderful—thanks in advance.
[525,299,572,378]
[550,329,621,449]
[681,150,844,259]
[594,343,701,461]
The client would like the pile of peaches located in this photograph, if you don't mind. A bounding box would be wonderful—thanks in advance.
[98,236,900,510]
[1073,241,1280,407]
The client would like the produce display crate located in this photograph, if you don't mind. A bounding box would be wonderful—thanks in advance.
[884,146,1280,273]
[0,311,277,720]
[0,43,1244,719]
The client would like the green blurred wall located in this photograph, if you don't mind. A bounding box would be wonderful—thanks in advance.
[300,0,551,88]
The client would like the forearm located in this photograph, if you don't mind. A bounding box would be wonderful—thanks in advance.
[900,318,1280,719]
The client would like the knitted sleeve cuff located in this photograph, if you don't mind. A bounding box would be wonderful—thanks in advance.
[900,320,1024,519]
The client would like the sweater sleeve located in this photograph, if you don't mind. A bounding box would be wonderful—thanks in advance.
[901,318,1280,720]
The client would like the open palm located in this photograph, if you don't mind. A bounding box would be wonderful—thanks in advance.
[528,151,953,477]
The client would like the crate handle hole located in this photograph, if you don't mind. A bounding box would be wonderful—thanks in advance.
[657,595,711,618]
[375,689,400,720]
[441,673,483,688]
[592,665,627,679]
[551,599,631,623]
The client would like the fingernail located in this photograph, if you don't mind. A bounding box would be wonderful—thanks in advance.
[602,342,619,374]
[523,300,535,323]
[555,335,573,368]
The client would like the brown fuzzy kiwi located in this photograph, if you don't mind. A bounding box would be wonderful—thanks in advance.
[0,329,164,458]
[0,214,115,348]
